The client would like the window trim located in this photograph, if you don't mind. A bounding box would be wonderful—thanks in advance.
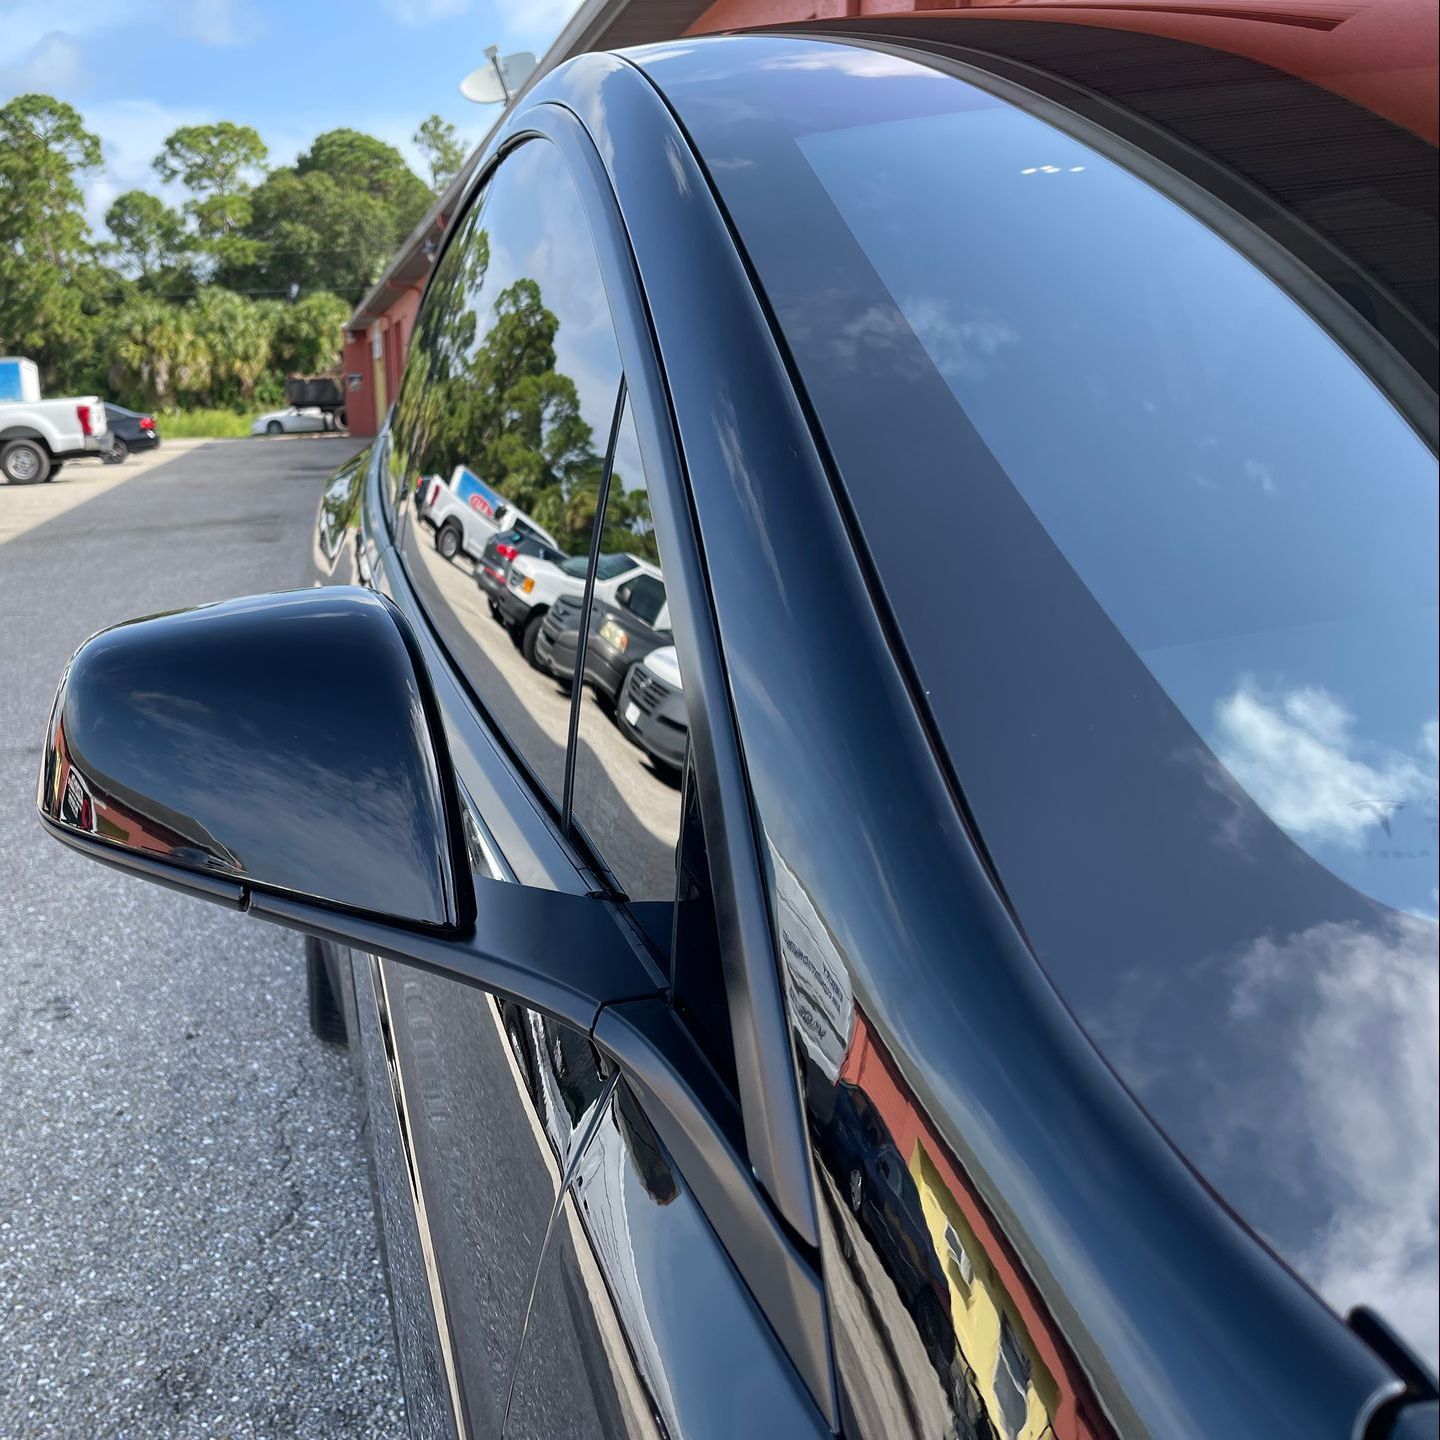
[386,98,820,1263]
[518,96,823,1257]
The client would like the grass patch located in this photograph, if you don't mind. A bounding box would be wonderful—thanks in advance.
[158,409,254,439]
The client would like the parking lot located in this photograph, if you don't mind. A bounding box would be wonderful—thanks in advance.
[0,440,405,1439]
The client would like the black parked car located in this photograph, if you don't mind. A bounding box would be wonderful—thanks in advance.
[102,403,159,463]
[37,15,1439,1440]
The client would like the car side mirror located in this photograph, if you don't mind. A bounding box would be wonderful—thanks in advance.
[37,587,663,1031]
[40,588,464,929]
[36,588,834,1419]
[615,581,633,609]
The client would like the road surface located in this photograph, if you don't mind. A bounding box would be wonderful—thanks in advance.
[0,439,406,1438]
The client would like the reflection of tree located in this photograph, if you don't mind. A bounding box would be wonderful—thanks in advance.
[600,483,659,564]
[395,227,598,553]
[394,218,664,562]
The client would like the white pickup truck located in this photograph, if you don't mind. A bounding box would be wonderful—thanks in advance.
[418,464,556,563]
[500,550,659,663]
[1,396,110,484]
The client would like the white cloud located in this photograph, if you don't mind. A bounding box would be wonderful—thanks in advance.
[79,98,215,233]
[0,31,87,95]
[1228,916,1439,1370]
[494,0,581,47]
[177,0,258,46]
[0,0,253,83]
[1215,680,1438,849]
[0,2,143,70]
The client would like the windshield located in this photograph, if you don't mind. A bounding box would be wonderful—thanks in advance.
[560,554,590,578]
[663,38,1439,1365]
[595,553,635,581]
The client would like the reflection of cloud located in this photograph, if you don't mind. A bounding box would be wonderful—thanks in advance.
[761,49,937,80]
[901,300,1018,383]
[1214,680,1438,848]
[1228,916,1439,1370]
[1243,458,1277,495]
[828,300,1018,383]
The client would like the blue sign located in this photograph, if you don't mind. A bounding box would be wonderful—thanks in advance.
[451,465,504,519]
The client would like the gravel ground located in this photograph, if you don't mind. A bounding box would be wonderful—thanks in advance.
[0,439,406,1438]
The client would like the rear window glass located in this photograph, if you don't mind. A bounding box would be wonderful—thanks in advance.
[664,38,1439,1366]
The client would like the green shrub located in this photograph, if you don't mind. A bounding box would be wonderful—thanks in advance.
[158,409,254,438]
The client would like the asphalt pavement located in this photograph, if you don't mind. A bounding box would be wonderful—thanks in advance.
[0,439,406,1438]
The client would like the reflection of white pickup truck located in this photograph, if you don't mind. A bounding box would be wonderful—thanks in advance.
[418,463,555,563]
[500,551,656,661]
[1,395,110,484]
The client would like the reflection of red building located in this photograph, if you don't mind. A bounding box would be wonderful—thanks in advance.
[840,1008,1108,1440]
[46,717,224,862]
[344,0,1435,438]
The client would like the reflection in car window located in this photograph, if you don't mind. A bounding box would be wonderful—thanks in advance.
[388,138,623,809]
[664,42,1438,1363]
[595,553,636,581]
[569,399,686,901]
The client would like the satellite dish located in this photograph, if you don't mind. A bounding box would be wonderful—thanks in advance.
[460,50,537,105]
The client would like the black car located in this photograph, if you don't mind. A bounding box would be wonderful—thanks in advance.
[475,526,565,612]
[37,19,1439,1440]
[101,403,160,463]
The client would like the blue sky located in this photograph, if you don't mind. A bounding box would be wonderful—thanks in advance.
[0,0,580,231]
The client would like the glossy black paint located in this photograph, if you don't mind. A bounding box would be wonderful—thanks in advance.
[103,403,160,453]
[39,587,461,929]
[610,36,1409,1439]
[37,23,1435,1440]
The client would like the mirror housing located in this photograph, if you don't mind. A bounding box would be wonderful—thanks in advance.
[39,588,468,931]
[37,585,666,1032]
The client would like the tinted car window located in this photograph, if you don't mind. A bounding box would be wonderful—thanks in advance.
[658,40,1439,1362]
[389,138,624,809]
[570,398,686,901]
[595,553,635,581]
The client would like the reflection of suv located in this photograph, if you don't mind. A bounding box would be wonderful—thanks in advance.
[532,570,672,715]
[585,573,671,706]
[502,551,653,665]
[616,644,687,774]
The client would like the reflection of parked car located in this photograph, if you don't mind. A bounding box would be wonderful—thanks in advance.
[101,404,159,463]
[616,644,686,773]
[39,18,1440,1440]
[532,591,583,682]
[583,572,670,707]
[420,463,557,564]
[250,406,333,436]
[475,528,566,613]
[530,568,672,704]
[504,551,653,666]
[813,1083,954,1372]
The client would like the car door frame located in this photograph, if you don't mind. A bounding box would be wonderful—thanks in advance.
[351,76,839,1433]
